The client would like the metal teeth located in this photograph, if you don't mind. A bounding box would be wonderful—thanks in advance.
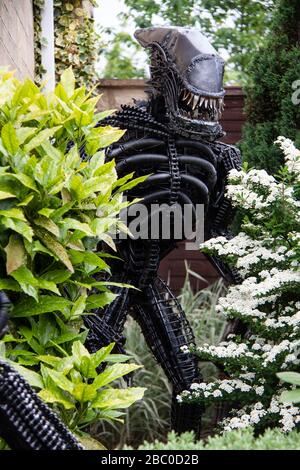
[192,95,198,110]
[187,93,194,105]
[180,89,225,120]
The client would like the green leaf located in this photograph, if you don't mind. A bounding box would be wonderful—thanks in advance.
[106,354,132,363]
[38,388,75,409]
[17,193,34,206]
[61,67,75,98]
[46,368,74,394]
[37,355,61,368]
[10,265,60,298]
[61,218,94,236]
[6,360,43,389]
[0,278,21,291]
[6,173,38,192]
[92,343,115,368]
[94,109,116,121]
[82,175,117,198]
[0,208,26,221]
[72,340,90,363]
[24,126,61,153]
[70,294,87,319]
[0,190,16,200]
[1,122,19,154]
[277,372,300,386]
[0,216,33,242]
[92,387,145,409]
[16,127,36,145]
[69,250,109,271]
[280,390,300,404]
[74,107,93,127]
[88,126,126,149]
[73,383,97,403]
[38,208,55,217]
[4,234,26,274]
[51,202,74,222]
[34,215,60,237]
[93,363,142,389]
[115,174,149,193]
[112,172,134,190]
[29,240,57,258]
[86,292,118,310]
[34,226,74,272]
[12,295,71,317]
[10,266,38,300]
[71,341,97,378]
[40,269,72,284]
[90,218,117,237]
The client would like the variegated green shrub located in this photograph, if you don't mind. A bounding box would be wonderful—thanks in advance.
[0,67,146,447]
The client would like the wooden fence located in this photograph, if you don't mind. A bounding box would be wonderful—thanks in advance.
[98,79,246,293]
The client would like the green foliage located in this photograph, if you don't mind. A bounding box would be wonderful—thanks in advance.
[103,32,146,79]
[0,68,146,447]
[94,316,172,448]
[119,0,276,83]
[129,428,300,450]
[16,340,144,430]
[33,0,47,81]
[33,1,103,89]
[241,0,300,173]
[278,372,300,404]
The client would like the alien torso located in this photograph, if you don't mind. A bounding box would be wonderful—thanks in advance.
[100,27,242,289]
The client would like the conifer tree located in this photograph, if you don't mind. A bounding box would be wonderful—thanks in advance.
[241,0,300,173]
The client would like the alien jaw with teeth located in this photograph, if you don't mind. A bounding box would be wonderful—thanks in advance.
[179,90,225,121]
[134,26,226,140]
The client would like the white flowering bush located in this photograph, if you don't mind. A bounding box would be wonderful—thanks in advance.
[178,137,300,433]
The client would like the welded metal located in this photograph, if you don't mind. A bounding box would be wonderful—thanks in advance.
[85,26,242,437]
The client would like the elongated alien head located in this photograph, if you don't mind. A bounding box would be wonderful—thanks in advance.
[134,26,225,140]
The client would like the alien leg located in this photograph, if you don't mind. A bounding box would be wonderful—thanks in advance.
[84,282,130,354]
[131,276,203,437]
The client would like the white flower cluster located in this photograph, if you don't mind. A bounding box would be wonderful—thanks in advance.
[182,137,300,435]
[200,232,298,277]
[221,396,300,433]
[275,136,300,182]
[225,164,300,220]
[222,402,267,431]
[226,168,283,212]
[178,377,266,404]
[215,270,300,323]
[264,309,300,333]
[195,336,300,371]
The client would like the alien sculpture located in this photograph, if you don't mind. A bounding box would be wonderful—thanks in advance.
[84,26,242,437]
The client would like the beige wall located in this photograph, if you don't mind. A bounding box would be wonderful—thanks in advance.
[0,0,34,79]
[98,79,148,110]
